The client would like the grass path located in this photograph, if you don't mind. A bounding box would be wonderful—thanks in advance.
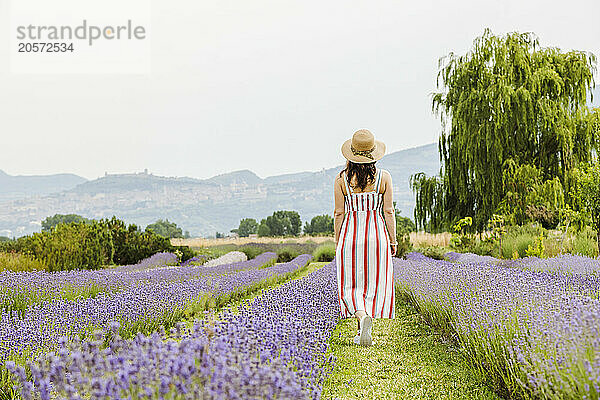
[227,261,499,399]
[174,261,499,399]
[321,294,501,400]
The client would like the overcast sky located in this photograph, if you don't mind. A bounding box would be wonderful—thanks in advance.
[1,0,599,180]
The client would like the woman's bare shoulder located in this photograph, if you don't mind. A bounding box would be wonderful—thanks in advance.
[379,168,392,180]
[333,172,345,188]
[379,169,393,190]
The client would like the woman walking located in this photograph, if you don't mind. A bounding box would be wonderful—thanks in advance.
[334,129,397,346]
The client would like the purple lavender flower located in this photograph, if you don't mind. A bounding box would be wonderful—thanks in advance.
[393,253,600,398]
[8,255,339,400]
[0,253,281,365]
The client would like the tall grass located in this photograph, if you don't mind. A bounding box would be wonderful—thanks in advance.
[570,226,599,258]
[312,243,336,262]
[499,224,542,258]
[409,232,452,247]
[0,252,45,272]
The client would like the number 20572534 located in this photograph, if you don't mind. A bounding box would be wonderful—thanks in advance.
[18,42,74,53]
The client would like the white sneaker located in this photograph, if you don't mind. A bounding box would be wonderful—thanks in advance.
[353,331,360,345]
[359,315,373,346]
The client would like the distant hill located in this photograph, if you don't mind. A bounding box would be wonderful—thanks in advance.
[0,170,87,201]
[207,170,263,186]
[0,144,440,237]
[72,172,208,194]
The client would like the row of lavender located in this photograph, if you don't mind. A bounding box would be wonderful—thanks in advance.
[0,252,276,315]
[7,259,339,399]
[0,253,307,388]
[398,252,600,398]
[446,251,600,275]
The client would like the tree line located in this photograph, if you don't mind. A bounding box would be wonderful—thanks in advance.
[230,206,416,242]
[41,214,190,239]
[230,211,331,237]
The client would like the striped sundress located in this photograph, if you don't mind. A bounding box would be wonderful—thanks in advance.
[335,168,395,319]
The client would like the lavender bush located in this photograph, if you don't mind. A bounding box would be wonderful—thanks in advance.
[394,253,600,398]
[444,250,600,275]
[111,252,179,271]
[499,253,600,275]
[180,254,208,267]
[444,251,499,264]
[7,256,336,399]
[0,252,277,315]
[0,253,299,382]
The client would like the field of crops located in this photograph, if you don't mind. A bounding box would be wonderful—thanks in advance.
[399,252,600,399]
[1,251,318,399]
[3,249,600,399]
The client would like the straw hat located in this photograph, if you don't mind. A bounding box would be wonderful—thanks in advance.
[341,129,386,163]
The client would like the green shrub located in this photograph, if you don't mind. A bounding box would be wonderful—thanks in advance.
[507,223,545,237]
[570,227,599,258]
[98,217,196,264]
[395,232,413,258]
[98,217,170,265]
[172,245,196,263]
[499,224,545,258]
[4,216,195,271]
[238,245,265,260]
[501,234,536,258]
[0,252,46,272]
[449,217,475,252]
[469,238,496,256]
[276,246,301,262]
[313,243,336,262]
[42,214,92,232]
[415,246,448,260]
[525,234,545,257]
[4,222,113,271]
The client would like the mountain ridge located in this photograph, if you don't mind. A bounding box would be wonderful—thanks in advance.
[0,143,440,237]
[0,170,88,201]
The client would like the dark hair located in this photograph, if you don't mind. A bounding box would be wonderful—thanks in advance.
[340,161,376,192]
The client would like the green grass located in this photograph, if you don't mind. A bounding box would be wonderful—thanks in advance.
[0,252,45,272]
[322,297,501,400]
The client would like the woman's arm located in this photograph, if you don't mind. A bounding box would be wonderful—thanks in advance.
[333,177,346,244]
[381,171,397,254]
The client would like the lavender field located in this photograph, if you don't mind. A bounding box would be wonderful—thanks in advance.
[0,252,312,398]
[4,250,600,399]
[400,252,600,398]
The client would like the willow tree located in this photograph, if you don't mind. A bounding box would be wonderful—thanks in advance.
[412,29,599,231]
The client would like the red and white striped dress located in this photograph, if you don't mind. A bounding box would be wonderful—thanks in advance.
[335,168,395,319]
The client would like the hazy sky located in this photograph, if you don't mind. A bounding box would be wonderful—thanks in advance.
[1,0,599,180]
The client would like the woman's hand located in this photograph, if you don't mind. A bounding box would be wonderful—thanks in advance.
[390,244,397,256]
